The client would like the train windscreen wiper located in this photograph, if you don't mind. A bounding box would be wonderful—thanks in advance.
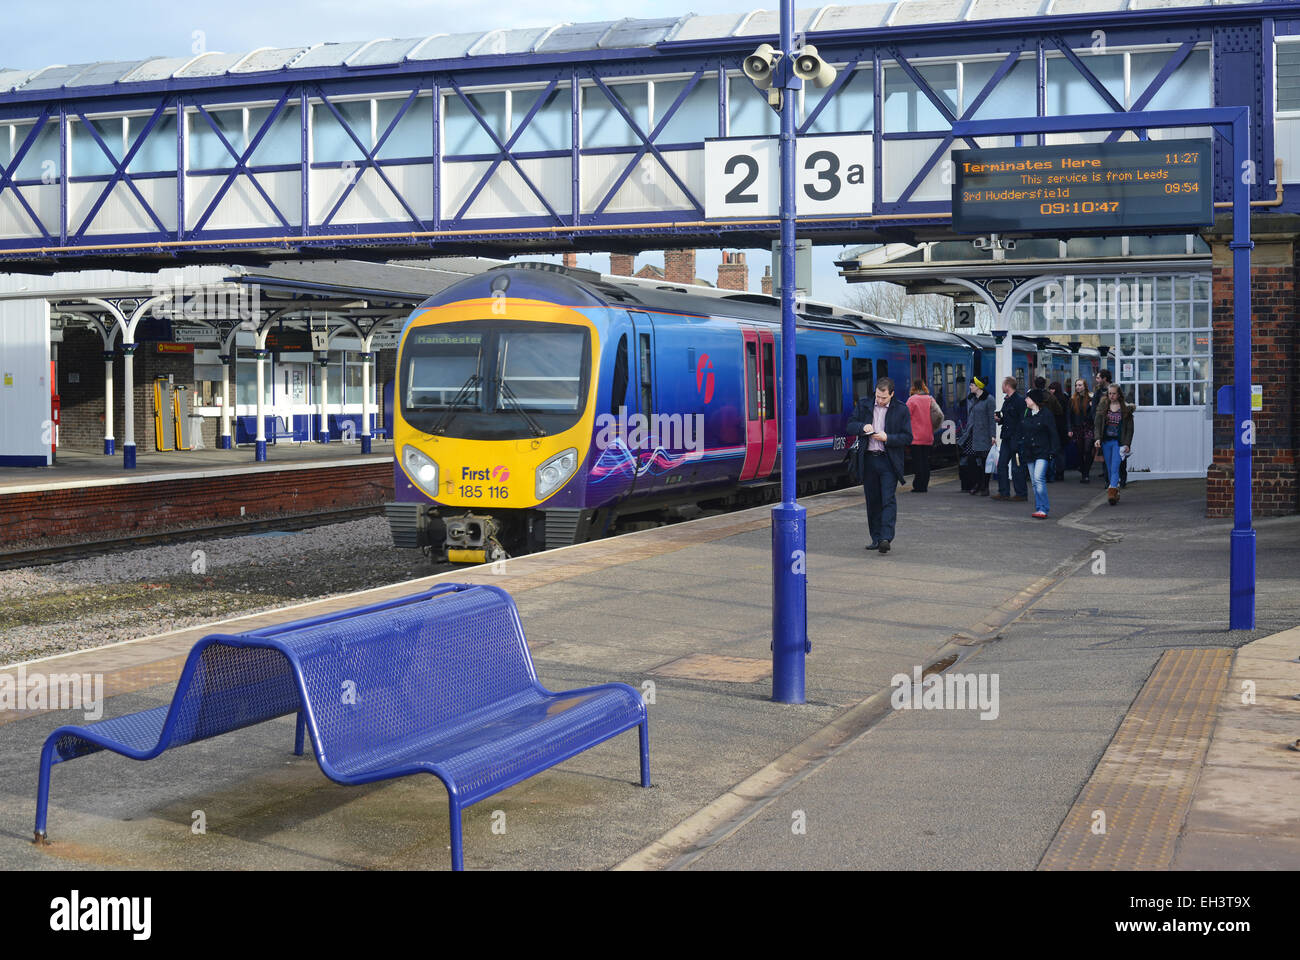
[431,374,481,435]
[493,378,546,438]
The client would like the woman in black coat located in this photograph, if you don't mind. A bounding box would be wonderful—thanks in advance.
[1048,380,1069,481]
[1022,388,1060,519]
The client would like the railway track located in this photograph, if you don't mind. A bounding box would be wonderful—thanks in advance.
[0,505,386,571]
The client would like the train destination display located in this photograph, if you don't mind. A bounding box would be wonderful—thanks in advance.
[952,139,1212,235]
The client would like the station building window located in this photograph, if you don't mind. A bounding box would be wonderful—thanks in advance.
[583,82,649,149]
[728,76,780,138]
[2,120,60,181]
[806,66,873,136]
[882,62,956,133]
[1011,273,1212,409]
[653,75,719,144]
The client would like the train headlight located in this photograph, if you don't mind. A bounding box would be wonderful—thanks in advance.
[535,448,578,500]
[402,445,440,497]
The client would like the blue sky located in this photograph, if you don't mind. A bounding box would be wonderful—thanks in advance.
[2,0,866,301]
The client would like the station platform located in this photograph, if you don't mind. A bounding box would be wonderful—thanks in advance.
[0,442,394,551]
[1,472,1297,871]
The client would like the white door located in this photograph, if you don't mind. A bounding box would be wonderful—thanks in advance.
[1125,406,1212,480]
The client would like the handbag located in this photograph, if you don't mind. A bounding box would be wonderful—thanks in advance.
[929,397,943,430]
[846,437,862,484]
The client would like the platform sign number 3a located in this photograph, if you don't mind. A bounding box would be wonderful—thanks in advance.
[704,134,872,219]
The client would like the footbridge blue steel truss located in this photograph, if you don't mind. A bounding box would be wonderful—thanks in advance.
[0,0,1294,270]
[0,0,1289,269]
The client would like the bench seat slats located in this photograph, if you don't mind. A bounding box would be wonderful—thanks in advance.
[334,685,644,803]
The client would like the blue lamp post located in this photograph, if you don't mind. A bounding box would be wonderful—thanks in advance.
[746,1,837,703]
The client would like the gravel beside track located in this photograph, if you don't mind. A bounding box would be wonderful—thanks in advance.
[0,517,439,664]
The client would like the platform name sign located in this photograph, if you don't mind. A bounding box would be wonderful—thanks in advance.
[704,134,872,219]
[952,138,1212,235]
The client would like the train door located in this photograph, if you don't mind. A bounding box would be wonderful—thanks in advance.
[757,329,778,477]
[739,327,762,481]
[629,312,656,494]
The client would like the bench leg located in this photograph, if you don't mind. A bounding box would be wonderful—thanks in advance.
[294,711,306,757]
[34,738,56,844]
[449,799,464,871]
[639,720,652,788]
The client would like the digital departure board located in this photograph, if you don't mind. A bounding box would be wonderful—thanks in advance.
[952,139,1213,235]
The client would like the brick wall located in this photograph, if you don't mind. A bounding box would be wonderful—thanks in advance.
[609,253,634,276]
[664,249,696,285]
[1205,216,1299,517]
[760,265,773,296]
[0,461,393,550]
[716,251,748,291]
[57,328,198,453]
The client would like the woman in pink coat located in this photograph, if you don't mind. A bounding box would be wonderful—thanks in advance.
[906,379,943,493]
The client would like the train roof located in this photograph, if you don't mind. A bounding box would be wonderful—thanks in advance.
[474,262,981,347]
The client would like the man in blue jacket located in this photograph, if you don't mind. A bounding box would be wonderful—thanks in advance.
[992,376,1029,501]
[847,377,913,554]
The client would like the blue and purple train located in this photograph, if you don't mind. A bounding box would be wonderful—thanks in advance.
[384,262,1097,561]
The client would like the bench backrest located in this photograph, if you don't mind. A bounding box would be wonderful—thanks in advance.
[162,643,302,750]
[262,585,536,771]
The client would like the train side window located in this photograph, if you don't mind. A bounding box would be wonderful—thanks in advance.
[796,355,809,416]
[818,356,842,415]
[852,357,872,402]
[639,333,654,415]
[932,362,942,401]
[611,334,628,416]
[945,364,955,406]
[745,341,759,421]
[876,358,889,387]
[1015,367,1025,389]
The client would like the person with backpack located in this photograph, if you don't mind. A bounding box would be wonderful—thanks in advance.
[906,379,944,493]
[957,375,995,496]
[992,376,1028,502]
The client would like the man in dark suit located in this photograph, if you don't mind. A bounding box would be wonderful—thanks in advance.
[847,377,913,554]
[992,376,1029,501]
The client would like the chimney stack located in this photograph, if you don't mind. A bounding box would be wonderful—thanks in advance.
[609,253,634,276]
[760,265,773,296]
[562,252,578,269]
[716,251,749,291]
[664,249,697,285]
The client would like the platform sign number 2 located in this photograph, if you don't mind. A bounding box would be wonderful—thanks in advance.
[704,135,872,219]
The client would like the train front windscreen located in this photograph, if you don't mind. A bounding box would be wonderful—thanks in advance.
[401,320,592,441]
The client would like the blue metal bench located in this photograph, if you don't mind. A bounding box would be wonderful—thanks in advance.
[34,583,650,870]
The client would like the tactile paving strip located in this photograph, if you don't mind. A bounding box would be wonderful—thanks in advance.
[1039,647,1232,870]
